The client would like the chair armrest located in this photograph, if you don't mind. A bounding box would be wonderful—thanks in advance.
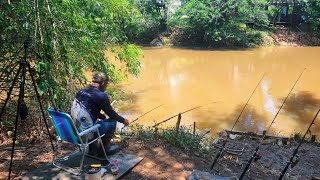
[78,124,101,137]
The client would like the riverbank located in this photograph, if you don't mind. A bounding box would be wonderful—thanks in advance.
[120,126,320,179]
[149,27,320,48]
[121,133,320,180]
[1,126,320,179]
[269,27,320,47]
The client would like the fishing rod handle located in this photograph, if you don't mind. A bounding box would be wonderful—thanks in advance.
[210,140,227,169]
[279,107,320,180]
[239,146,260,180]
[210,147,224,169]
[278,161,291,180]
[121,118,138,129]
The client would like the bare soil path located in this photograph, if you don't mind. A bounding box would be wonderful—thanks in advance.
[1,134,320,180]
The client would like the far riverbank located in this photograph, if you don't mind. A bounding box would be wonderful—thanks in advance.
[145,27,320,48]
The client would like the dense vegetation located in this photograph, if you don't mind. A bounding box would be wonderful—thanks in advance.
[302,0,320,31]
[168,0,269,47]
[131,0,320,47]
[0,0,142,112]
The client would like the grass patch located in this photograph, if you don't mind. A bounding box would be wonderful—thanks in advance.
[121,124,214,154]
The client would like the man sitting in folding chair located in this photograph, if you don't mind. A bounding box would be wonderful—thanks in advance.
[71,72,130,157]
[48,109,108,175]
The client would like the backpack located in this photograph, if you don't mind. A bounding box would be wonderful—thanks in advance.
[71,99,94,140]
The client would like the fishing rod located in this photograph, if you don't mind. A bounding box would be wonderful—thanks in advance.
[278,107,320,180]
[122,104,163,129]
[239,68,306,180]
[210,73,265,170]
[152,102,216,128]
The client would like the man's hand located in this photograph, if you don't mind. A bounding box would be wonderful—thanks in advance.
[123,119,130,127]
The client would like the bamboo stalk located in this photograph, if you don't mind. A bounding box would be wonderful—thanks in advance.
[37,0,44,45]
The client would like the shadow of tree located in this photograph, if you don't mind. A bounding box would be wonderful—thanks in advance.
[120,140,210,180]
[199,91,320,138]
[211,104,268,135]
[282,91,320,134]
[0,141,59,179]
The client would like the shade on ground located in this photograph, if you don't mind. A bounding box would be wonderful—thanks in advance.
[22,152,143,180]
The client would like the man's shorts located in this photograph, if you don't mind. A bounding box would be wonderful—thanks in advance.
[96,119,117,135]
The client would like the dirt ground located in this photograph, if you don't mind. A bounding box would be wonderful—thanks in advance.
[270,27,320,47]
[120,135,320,180]
[1,132,320,180]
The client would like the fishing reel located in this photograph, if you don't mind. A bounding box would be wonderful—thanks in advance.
[254,152,262,162]
[291,154,300,168]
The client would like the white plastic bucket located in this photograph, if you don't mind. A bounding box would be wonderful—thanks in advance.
[85,167,101,180]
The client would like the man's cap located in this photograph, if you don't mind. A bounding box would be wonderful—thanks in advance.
[92,72,110,84]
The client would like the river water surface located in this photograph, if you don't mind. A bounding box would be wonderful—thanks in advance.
[117,47,320,137]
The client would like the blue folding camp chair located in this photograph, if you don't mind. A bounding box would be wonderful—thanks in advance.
[47,109,108,175]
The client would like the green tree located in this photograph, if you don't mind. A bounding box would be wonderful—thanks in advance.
[0,0,141,111]
[303,0,320,32]
[168,0,270,47]
[128,0,166,42]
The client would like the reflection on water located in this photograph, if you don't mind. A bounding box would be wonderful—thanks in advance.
[261,79,277,118]
[244,109,253,130]
[117,47,320,137]
[231,105,267,134]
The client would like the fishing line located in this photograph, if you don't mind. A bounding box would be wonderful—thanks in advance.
[210,73,265,169]
[239,68,306,180]
[152,101,217,128]
[122,104,164,129]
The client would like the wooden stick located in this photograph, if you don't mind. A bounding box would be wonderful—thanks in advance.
[175,113,181,136]
[198,128,211,139]
[193,122,196,136]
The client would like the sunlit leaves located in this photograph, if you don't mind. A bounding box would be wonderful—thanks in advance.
[116,44,141,76]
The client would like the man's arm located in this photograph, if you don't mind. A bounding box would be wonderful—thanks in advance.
[122,119,129,126]
[97,113,106,120]
[100,94,125,123]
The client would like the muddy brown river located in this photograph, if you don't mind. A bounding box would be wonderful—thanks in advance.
[116,47,320,137]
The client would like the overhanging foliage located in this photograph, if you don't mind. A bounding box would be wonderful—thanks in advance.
[0,0,142,110]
